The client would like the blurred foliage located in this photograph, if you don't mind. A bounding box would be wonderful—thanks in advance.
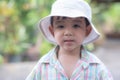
[0,0,120,63]
[91,2,120,31]
[0,0,55,60]
[40,39,54,56]
[0,55,4,64]
[103,3,120,32]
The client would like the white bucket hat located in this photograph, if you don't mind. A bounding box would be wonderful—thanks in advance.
[38,0,100,45]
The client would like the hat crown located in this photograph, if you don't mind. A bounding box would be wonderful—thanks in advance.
[51,0,92,21]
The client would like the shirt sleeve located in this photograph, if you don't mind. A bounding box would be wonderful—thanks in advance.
[25,63,41,80]
[97,64,113,80]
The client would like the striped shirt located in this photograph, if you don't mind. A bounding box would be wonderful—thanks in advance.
[26,47,113,80]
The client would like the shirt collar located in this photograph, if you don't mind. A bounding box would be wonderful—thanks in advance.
[81,48,101,63]
[80,48,101,69]
[39,47,101,68]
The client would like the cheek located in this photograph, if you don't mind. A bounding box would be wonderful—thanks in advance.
[54,31,62,41]
[76,32,86,41]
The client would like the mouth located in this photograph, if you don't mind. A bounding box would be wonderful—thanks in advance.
[64,40,74,43]
[64,40,74,42]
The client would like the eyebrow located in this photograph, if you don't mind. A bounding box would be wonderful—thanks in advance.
[54,20,64,25]
[53,17,67,24]
[56,16,67,20]
[73,19,82,22]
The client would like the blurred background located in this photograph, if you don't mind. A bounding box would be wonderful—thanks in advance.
[0,0,120,80]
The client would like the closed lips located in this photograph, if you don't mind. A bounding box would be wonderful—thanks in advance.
[64,40,74,42]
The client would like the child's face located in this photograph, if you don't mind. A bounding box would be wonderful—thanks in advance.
[49,16,91,51]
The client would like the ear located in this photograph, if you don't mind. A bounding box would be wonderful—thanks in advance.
[86,25,92,36]
[49,26,54,36]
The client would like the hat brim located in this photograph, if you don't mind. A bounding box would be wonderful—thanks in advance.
[38,15,100,45]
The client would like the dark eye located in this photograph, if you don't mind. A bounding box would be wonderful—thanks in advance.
[57,25,64,29]
[73,24,80,28]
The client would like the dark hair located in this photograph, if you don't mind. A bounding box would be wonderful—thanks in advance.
[50,16,90,26]
[50,16,54,26]
[85,18,90,26]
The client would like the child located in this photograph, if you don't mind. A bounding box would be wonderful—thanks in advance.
[26,0,113,80]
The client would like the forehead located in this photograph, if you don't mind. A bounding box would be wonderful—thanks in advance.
[53,16,85,21]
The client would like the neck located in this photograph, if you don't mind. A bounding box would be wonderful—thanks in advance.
[57,46,82,60]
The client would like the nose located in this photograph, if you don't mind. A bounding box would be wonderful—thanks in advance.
[64,29,73,36]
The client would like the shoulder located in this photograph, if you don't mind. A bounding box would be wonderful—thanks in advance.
[82,49,102,64]
[88,51,102,63]
[82,49,108,71]
[86,51,107,70]
[26,48,56,80]
[86,51,113,79]
[38,48,55,64]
